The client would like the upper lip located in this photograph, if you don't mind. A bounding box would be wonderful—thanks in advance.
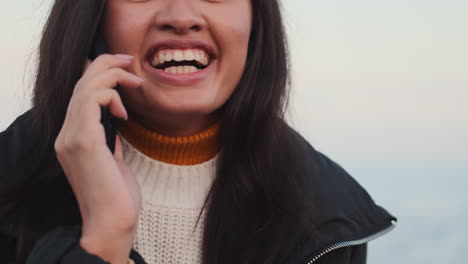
[145,39,217,61]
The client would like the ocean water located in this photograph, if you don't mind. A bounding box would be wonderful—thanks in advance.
[364,159,468,263]
[306,133,468,263]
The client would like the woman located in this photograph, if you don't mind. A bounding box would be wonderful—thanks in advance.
[0,0,396,263]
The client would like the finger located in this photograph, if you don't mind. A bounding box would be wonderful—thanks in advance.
[86,68,144,91]
[85,89,128,120]
[85,54,134,77]
[114,135,124,161]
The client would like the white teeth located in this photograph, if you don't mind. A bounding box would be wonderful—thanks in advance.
[194,51,201,61]
[151,48,210,67]
[176,66,183,74]
[184,50,195,61]
[164,66,199,74]
[173,50,184,62]
[158,52,166,64]
[165,53,173,62]
[200,55,208,66]
[152,56,159,66]
[185,65,198,73]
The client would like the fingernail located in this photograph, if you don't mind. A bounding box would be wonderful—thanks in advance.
[115,54,134,60]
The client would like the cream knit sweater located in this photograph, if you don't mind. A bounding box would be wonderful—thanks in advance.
[121,136,218,264]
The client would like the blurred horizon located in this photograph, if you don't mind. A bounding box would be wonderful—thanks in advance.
[1,1,467,263]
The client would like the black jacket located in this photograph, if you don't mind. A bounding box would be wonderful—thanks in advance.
[0,111,397,264]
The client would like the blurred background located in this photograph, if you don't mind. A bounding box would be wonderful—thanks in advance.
[1,0,467,263]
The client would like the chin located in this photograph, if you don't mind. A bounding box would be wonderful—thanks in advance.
[148,88,221,112]
[149,98,218,116]
[123,83,226,121]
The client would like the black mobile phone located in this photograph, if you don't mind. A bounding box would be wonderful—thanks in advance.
[88,31,118,153]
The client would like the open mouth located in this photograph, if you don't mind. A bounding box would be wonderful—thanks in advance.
[148,49,212,74]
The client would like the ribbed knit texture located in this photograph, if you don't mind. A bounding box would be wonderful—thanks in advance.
[119,118,220,165]
[118,118,219,264]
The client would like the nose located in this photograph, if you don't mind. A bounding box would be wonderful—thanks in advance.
[155,0,205,35]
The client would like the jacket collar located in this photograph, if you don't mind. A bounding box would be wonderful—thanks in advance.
[284,129,397,262]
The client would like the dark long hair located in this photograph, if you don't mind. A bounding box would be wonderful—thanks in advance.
[1,0,316,263]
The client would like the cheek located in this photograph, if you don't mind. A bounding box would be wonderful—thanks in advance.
[223,25,251,92]
[214,29,250,108]
[222,29,249,84]
[207,6,251,106]
[206,1,252,57]
[102,6,148,54]
[210,6,252,77]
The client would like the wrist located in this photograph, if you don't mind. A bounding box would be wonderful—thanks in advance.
[80,231,134,264]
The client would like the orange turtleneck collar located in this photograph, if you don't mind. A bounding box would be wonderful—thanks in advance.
[117,118,220,166]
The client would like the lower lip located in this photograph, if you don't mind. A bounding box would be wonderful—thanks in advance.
[143,59,216,86]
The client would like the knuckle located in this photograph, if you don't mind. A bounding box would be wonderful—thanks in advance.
[96,54,115,64]
[110,68,127,79]
[61,135,97,153]
[62,137,79,152]
[109,89,120,99]
[55,127,99,154]
[91,89,109,103]
[54,137,64,153]
[74,75,96,93]
[55,137,74,155]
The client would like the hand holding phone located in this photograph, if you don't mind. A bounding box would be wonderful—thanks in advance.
[54,34,144,264]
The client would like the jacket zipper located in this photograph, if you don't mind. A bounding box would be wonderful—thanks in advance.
[306,220,397,264]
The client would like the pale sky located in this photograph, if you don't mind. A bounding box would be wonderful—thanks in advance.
[1,1,467,263]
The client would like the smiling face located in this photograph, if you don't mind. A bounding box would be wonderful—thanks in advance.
[102,0,252,136]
